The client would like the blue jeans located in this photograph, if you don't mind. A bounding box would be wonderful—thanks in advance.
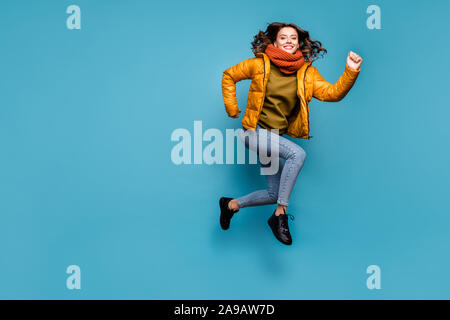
[236,124,306,207]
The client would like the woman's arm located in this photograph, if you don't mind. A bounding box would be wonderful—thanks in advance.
[222,57,260,118]
[312,51,363,102]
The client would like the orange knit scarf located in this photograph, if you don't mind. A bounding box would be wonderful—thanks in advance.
[264,43,305,74]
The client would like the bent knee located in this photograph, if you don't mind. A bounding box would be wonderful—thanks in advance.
[267,191,278,203]
[288,146,306,164]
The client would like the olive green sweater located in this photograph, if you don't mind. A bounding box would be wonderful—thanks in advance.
[257,61,300,135]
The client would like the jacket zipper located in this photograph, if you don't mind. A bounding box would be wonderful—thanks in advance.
[304,64,313,140]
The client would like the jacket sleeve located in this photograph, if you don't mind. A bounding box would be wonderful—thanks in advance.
[222,58,259,117]
[312,64,361,102]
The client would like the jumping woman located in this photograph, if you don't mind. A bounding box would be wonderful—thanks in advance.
[219,22,362,245]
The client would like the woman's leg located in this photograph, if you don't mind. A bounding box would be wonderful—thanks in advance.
[229,125,306,212]
[274,132,307,208]
[234,157,284,209]
[230,126,283,209]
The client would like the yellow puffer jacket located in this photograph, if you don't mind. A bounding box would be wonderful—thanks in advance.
[222,52,361,139]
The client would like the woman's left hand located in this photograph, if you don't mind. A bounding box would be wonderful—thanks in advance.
[346,51,363,71]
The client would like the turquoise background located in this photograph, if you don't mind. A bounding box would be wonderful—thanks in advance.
[1,0,449,299]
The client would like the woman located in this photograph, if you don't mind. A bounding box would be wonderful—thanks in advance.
[219,22,362,245]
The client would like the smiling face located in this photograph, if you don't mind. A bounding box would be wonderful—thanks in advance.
[273,27,300,54]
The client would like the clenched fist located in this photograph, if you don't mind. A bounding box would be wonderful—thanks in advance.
[346,51,363,71]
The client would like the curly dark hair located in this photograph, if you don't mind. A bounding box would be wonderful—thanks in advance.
[251,22,327,62]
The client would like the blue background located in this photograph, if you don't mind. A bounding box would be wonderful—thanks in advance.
[1,0,449,299]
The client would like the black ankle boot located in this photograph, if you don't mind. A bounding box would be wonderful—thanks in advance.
[219,197,239,230]
[268,209,294,245]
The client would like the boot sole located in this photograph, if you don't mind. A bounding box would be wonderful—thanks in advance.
[219,197,231,230]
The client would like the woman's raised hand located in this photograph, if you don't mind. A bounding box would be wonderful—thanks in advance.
[346,51,363,71]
